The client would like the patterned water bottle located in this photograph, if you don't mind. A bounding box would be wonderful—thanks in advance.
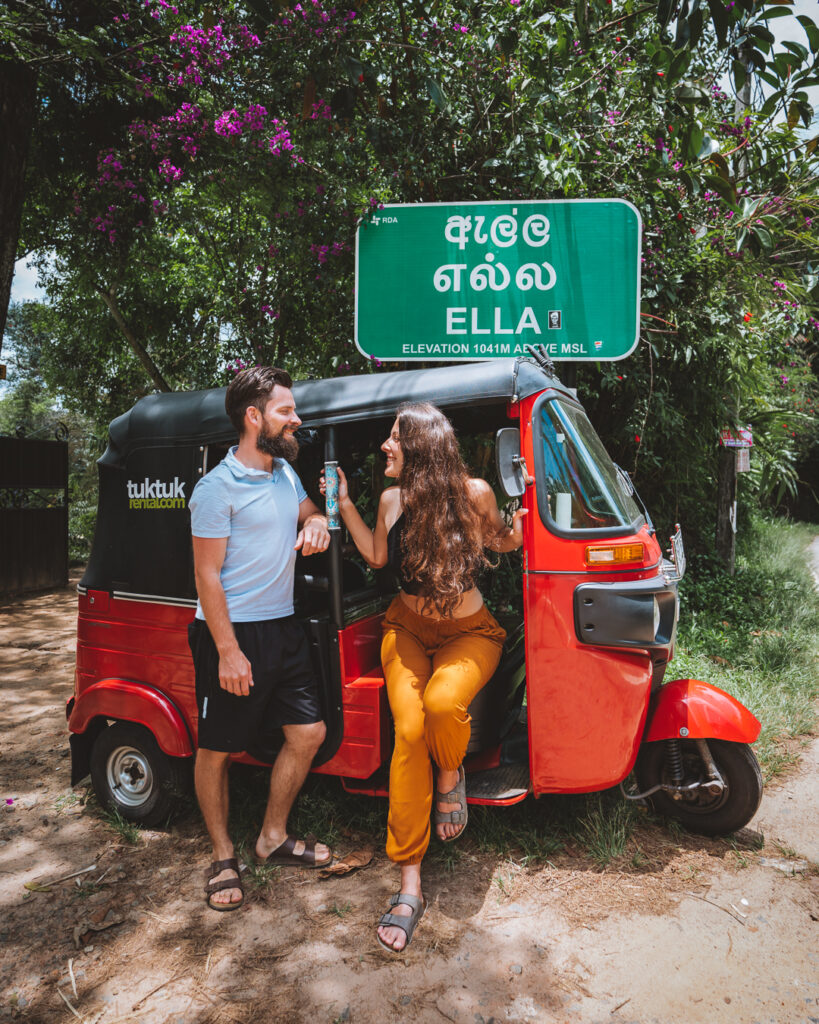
[324,460,340,530]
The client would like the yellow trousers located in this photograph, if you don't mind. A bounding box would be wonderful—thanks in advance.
[381,596,506,865]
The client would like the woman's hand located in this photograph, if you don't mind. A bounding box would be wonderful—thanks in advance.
[470,477,528,552]
[508,507,528,549]
[319,465,350,504]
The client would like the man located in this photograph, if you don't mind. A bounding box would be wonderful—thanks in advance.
[188,366,332,912]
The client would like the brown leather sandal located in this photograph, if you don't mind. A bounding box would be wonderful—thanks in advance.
[257,835,332,868]
[204,857,244,912]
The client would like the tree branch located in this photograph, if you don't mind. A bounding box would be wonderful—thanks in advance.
[95,286,172,392]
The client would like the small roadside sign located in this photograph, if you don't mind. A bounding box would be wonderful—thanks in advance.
[719,427,753,448]
[355,199,642,362]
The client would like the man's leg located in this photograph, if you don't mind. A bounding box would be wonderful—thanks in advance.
[195,748,243,906]
[254,720,331,863]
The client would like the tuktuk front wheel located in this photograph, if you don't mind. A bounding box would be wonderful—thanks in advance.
[90,721,189,827]
[635,738,763,836]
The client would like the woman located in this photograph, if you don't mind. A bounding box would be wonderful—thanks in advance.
[324,403,526,953]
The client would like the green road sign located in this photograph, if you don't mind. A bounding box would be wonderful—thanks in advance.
[355,200,641,362]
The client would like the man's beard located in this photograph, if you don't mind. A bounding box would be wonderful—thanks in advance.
[256,422,299,463]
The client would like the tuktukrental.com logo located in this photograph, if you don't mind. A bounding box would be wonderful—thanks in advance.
[127,477,187,509]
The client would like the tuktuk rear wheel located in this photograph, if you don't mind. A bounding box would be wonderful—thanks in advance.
[90,721,188,827]
[635,738,762,837]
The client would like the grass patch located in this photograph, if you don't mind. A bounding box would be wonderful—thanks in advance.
[241,856,280,891]
[674,516,819,780]
[576,794,642,868]
[226,768,386,857]
[100,806,141,845]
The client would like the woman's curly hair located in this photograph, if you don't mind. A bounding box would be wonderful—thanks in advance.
[395,402,489,617]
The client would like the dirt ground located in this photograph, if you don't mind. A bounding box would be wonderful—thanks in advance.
[1,559,818,1024]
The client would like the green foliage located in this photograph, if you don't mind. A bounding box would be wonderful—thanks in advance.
[100,805,142,844]
[3,0,817,538]
[675,515,819,776]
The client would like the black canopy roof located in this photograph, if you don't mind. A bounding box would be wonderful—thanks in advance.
[101,358,562,466]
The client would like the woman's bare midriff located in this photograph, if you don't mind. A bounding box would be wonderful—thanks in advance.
[398,586,485,619]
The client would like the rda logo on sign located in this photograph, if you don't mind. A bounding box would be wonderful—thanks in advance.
[127,477,187,510]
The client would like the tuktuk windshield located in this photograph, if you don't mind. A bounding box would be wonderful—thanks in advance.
[533,396,643,536]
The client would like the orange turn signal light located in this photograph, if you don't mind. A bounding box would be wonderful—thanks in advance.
[584,542,645,567]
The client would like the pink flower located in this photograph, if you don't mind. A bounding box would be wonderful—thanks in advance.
[214,109,243,136]
[158,158,184,183]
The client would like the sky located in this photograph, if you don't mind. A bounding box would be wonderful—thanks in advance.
[10,258,42,303]
[7,0,819,310]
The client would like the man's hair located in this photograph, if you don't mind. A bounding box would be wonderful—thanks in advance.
[225,366,293,434]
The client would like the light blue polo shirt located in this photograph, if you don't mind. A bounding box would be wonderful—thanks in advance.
[190,447,308,622]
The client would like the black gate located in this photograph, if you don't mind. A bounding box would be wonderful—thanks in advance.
[0,436,69,599]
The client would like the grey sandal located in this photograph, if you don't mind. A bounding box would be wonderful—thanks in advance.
[376,892,426,953]
[434,765,468,842]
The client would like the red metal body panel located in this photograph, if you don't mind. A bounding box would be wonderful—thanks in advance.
[644,678,762,743]
[523,570,652,792]
[516,394,658,793]
[75,591,198,746]
[313,612,388,778]
[68,677,193,757]
[76,591,197,710]
[75,592,392,776]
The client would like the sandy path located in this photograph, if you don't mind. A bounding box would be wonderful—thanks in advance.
[0,566,817,1024]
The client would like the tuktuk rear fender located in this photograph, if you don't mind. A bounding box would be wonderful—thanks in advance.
[68,678,195,758]
[644,678,761,744]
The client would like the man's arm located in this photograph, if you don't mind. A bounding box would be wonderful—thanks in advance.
[192,535,253,696]
[295,497,331,556]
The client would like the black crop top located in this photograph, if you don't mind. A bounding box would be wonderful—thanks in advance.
[386,513,482,595]
[386,514,422,595]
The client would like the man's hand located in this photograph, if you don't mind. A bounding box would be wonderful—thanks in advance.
[294,514,330,556]
[218,646,254,696]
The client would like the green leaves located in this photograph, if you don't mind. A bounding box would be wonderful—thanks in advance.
[426,78,450,114]
[796,15,819,53]
[703,172,738,207]
[657,0,674,31]
[707,0,730,46]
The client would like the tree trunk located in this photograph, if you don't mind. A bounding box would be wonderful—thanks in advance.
[0,62,38,355]
[715,446,737,573]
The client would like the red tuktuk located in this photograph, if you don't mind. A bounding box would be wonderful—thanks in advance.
[68,358,762,833]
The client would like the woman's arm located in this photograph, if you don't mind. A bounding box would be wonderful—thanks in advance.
[469,477,528,552]
[321,468,395,568]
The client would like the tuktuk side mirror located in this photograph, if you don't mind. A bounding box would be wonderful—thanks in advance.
[495,427,531,498]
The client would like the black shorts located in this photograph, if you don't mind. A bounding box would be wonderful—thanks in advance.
[188,617,322,753]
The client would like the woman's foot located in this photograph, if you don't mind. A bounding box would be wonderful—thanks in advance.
[377,864,423,952]
[435,766,467,841]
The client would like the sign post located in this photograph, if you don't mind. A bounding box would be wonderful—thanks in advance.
[356,199,641,362]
